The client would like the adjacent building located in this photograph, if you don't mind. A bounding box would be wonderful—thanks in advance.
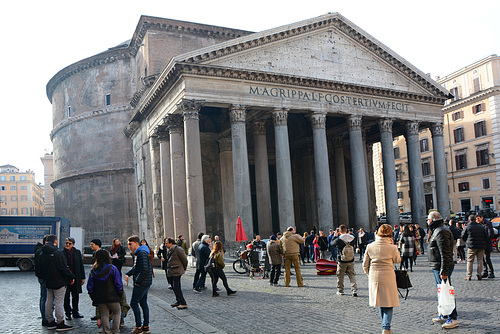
[377,55,499,218]
[48,13,451,246]
[40,153,55,216]
[0,165,44,216]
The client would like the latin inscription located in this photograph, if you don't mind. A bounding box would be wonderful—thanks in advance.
[249,86,410,111]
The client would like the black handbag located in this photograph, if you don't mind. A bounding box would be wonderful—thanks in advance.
[204,255,215,272]
[394,268,412,300]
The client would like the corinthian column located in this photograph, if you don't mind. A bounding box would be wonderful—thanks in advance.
[406,121,426,225]
[273,108,295,232]
[157,125,174,239]
[179,99,206,245]
[431,124,450,218]
[311,112,333,231]
[165,114,188,240]
[218,137,236,242]
[333,136,349,225]
[348,115,370,229]
[253,121,272,237]
[378,118,399,227]
[230,105,253,239]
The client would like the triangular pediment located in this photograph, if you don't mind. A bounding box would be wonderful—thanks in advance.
[174,13,448,98]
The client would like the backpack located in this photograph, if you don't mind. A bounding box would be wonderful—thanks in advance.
[204,255,215,272]
[340,241,354,262]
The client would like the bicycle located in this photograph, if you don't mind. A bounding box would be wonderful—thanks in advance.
[233,247,251,275]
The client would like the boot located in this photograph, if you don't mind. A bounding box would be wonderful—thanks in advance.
[488,272,495,278]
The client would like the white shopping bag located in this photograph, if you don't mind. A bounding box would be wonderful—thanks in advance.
[437,279,455,316]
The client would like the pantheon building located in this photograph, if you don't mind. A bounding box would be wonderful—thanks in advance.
[47,13,451,246]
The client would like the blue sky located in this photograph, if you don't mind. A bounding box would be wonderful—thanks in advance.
[0,0,498,184]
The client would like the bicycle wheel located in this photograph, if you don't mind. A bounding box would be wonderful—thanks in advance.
[233,258,248,274]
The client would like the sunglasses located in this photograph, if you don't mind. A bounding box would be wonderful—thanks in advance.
[65,242,73,245]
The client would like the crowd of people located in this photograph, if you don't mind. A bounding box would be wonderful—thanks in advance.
[33,210,497,333]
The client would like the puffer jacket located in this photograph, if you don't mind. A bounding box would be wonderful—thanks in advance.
[461,221,488,249]
[126,245,152,287]
[38,243,75,289]
[166,245,188,277]
[279,231,304,256]
[428,219,454,277]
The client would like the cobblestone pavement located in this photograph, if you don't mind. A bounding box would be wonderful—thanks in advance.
[3,252,499,333]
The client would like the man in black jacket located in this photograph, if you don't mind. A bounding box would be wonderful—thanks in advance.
[428,211,458,329]
[462,215,488,281]
[38,234,75,331]
[125,235,153,334]
[63,237,85,320]
[34,236,48,326]
[193,235,212,293]
[477,214,495,278]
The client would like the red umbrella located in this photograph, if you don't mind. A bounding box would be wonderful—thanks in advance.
[235,216,247,242]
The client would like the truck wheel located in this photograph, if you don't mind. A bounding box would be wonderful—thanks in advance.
[17,258,33,272]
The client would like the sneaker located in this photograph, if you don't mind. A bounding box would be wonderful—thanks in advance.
[176,304,188,309]
[432,315,446,323]
[488,273,495,278]
[56,321,74,331]
[336,291,344,295]
[72,313,84,319]
[42,319,49,327]
[298,284,307,287]
[216,287,222,292]
[482,272,488,278]
[193,288,202,293]
[352,291,358,297]
[227,290,237,295]
[120,321,125,327]
[141,326,150,334]
[65,314,72,321]
[131,327,143,334]
[47,320,57,330]
[442,319,459,329]
[200,286,207,290]
[171,302,180,307]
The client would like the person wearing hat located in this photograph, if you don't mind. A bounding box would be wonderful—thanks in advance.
[176,235,189,256]
[266,235,282,286]
[90,239,102,261]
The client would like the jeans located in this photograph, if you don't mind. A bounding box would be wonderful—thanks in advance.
[194,269,208,290]
[130,285,149,327]
[330,245,337,260]
[309,245,315,261]
[46,286,66,324]
[483,249,494,274]
[432,268,457,320]
[379,307,393,330]
[170,276,186,305]
[270,264,281,284]
[38,278,47,322]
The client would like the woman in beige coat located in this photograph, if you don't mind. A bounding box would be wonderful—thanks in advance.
[363,224,401,334]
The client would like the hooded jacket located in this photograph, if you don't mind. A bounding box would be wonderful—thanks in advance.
[332,233,355,263]
[279,231,304,256]
[126,244,152,287]
[87,263,123,305]
[38,243,75,289]
[428,219,454,276]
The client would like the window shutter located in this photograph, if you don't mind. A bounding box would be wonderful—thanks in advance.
[481,103,486,112]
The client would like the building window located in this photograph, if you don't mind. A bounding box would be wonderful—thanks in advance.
[474,120,487,138]
[11,195,17,201]
[455,152,467,170]
[422,161,431,176]
[472,77,481,93]
[453,127,465,143]
[11,208,17,215]
[450,87,461,101]
[420,138,429,152]
[10,176,15,181]
[458,181,469,192]
[20,176,27,181]
[476,148,489,166]
[10,185,16,190]
[395,165,402,182]
[397,191,403,199]
[0,195,6,201]
[394,147,400,159]
[105,94,111,106]
[21,208,28,214]
[20,185,27,190]
[482,178,491,190]
[452,110,463,121]
[0,186,4,191]
[0,208,6,215]
[0,176,5,181]
[472,103,485,115]
[21,195,27,201]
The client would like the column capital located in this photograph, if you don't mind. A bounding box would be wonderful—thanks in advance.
[347,115,362,131]
[378,118,394,133]
[311,112,327,129]
[430,123,444,137]
[272,108,289,126]
[218,137,232,152]
[177,99,205,120]
[229,104,248,123]
[164,114,184,134]
[405,121,420,136]
[154,125,169,141]
[252,121,268,135]
[150,134,160,148]
[332,136,344,148]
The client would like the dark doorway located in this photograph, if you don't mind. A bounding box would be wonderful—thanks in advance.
[425,194,434,213]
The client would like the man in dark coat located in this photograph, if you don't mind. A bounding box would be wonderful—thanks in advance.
[39,234,75,331]
[462,214,488,280]
[191,232,204,289]
[63,237,85,320]
[476,213,495,278]
[193,235,211,293]
[415,223,426,254]
[427,211,458,329]
[34,236,48,326]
